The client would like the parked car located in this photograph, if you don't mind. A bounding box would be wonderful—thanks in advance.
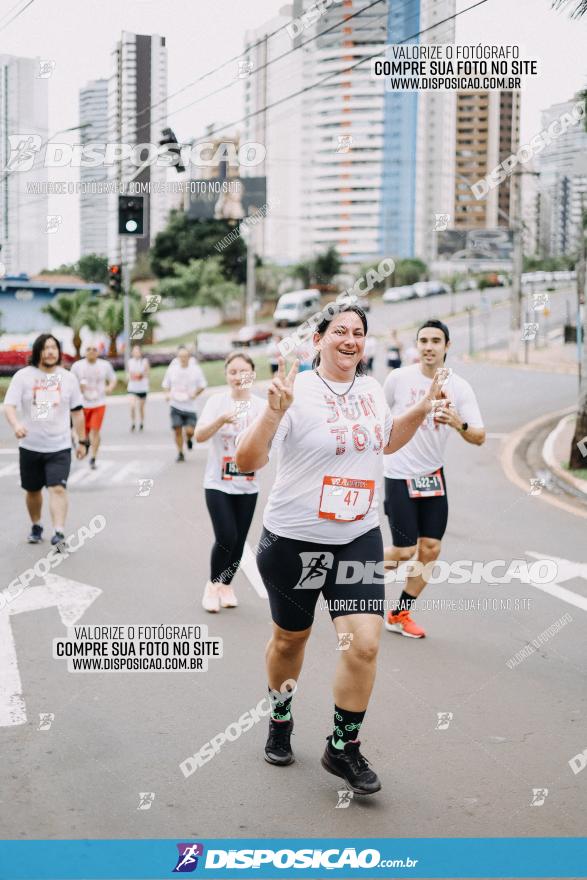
[456,278,477,291]
[382,285,415,303]
[273,289,321,327]
[232,325,273,347]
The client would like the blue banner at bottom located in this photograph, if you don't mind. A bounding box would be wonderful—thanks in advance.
[0,838,586,879]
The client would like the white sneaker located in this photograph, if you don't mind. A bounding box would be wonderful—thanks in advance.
[219,585,238,608]
[202,581,221,613]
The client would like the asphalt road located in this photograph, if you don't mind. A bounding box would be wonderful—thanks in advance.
[0,326,585,842]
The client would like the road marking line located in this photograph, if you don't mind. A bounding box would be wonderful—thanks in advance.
[0,575,101,727]
[526,580,587,613]
[240,542,267,599]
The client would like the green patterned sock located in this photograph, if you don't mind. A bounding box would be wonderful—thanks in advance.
[331,705,366,750]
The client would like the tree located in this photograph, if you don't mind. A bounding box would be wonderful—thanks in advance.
[42,289,99,358]
[289,260,313,288]
[95,293,152,357]
[552,0,587,16]
[150,211,246,284]
[313,246,342,285]
[394,258,427,286]
[156,258,241,317]
[77,254,108,284]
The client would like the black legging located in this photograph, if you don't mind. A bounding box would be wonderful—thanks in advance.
[204,489,258,584]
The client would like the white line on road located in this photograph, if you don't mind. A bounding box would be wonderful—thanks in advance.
[524,551,587,613]
[0,574,101,727]
[240,542,268,599]
[0,443,208,455]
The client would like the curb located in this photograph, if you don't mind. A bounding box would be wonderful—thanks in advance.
[500,405,587,520]
[542,413,587,498]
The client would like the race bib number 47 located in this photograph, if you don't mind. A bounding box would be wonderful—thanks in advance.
[319,476,375,522]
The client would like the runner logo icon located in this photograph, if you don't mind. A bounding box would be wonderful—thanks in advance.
[294,552,334,589]
[173,843,204,872]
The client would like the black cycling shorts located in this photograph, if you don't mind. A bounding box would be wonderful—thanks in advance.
[256,526,385,632]
[384,471,448,547]
[19,447,71,492]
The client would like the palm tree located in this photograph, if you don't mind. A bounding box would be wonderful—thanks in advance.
[552,0,587,16]
[42,289,99,358]
[95,294,155,357]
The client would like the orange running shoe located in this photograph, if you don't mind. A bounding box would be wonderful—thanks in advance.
[384,609,426,638]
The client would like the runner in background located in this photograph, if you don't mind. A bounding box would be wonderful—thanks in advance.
[194,352,265,612]
[71,345,117,470]
[236,305,444,795]
[162,345,207,462]
[3,334,89,545]
[267,334,282,375]
[386,329,403,370]
[362,335,376,374]
[383,320,485,638]
[127,344,150,431]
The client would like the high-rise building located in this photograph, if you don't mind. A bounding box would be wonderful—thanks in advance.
[300,0,389,264]
[107,32,168,267]
[453,90,521,229]
[536,97,587,258]
[243,4,305,264]
[245,0,459,266]
[381,0,456,263]
[0,54,49,275]
[79,79,109,258]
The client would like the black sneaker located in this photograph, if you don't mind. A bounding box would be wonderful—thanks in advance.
[89,457,97,470]
[186,437,193,450]
[176,451,185,462]
[27,524,43,544]
[321,738,381,795]
[131,423,135,432]
[50,531,66,551]
[139,424,144,431]
[264,717,294,766]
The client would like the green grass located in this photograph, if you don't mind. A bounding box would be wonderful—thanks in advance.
[145,321,242,350]
[562,463,587,481]
[0,355,272,402]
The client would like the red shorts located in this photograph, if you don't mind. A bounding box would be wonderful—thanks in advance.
[84,405,106,433]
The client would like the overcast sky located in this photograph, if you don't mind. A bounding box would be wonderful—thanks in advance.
[1,0,585,267]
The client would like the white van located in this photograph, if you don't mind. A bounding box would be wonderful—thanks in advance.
[273,289,321,327]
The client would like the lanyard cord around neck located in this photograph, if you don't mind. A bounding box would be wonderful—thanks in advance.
[315,369,357,398]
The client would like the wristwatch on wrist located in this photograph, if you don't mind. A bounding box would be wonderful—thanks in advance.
[458,422,469,433]
[79,438,90,448]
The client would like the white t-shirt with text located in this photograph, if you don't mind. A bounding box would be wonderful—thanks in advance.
[127,357,149,393]
[162,362,207,413]
[383,363,484,479]
[200,391,266,494]
[4,366,83,453]
[264,370,393,544]
[71,358,116,408]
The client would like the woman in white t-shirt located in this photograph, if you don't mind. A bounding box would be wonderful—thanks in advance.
[126,344,150,431]
[195,352,265,613]
[236,304,444,795]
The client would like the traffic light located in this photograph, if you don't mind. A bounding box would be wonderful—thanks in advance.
[159,127,185,173]
[108,264,122,296]
[118,195,145,236]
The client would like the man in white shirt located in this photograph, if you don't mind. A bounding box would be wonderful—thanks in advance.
[162,346,207,462]
[71,344,117,470]
[382,320,485,639]
[3,334,89,546]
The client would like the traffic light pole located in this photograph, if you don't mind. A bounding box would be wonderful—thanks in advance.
[121,236,131,371]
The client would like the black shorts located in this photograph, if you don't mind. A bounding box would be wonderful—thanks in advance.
[384,471,448,547]
[19,447,71,492]
[130,391,147,399]
[170,407,197,429]
[257,526,385,632]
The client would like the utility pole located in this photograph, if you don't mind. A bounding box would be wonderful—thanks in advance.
[509,170,524,362]
[121,237,131,372]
